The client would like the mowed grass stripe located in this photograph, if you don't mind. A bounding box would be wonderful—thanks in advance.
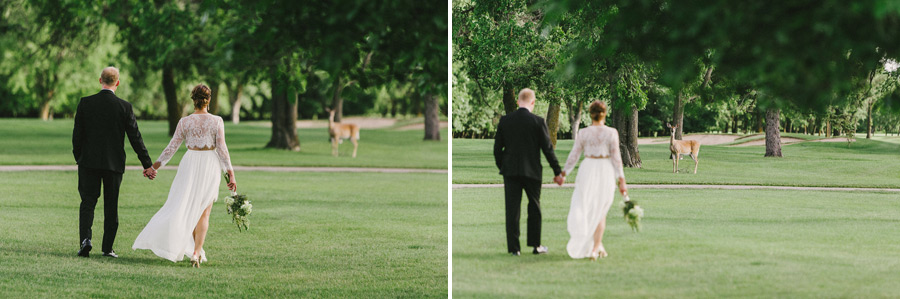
[452,137,900,187]
[0,119,447,169]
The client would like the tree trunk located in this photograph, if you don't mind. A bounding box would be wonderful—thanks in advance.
[266,73,300,151]
[208,81,220,114]
[423,93,441,141]
[673,93,684,140]
[731,115,738,134]
[765,108,782,157]
[39,92,53,121]
[826,120,832,138]
[743,115,750,133]
[546,103,561,148]
[390,96,398,117]
[567,100,583,141]
[502,86,517,115]
[37,73,56,121]
[613,105,642,168]
[866,100,873,139]
[228,82,244,124]
[331,75,345,122]
[162,66,180,136]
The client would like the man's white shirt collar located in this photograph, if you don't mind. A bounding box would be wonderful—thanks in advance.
[102,88,114,94]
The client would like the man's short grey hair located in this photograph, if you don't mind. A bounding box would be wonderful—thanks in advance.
[100,67,119,85]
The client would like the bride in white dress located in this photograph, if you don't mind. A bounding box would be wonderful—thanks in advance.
[560,101,628,261]
[133,84,237,268]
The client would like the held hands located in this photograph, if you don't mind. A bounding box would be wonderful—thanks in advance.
[143,167,157,180]
[553,174,565,186]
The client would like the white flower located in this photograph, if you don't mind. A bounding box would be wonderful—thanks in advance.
[885,58,900,73]
[240,203,252,214]
[629,206,644,218]
[224,196,234,205]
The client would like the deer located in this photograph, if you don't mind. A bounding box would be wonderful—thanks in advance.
[326,108,360,158]
[666,123,700,174]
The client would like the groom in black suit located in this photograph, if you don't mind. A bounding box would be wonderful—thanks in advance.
[72,67,157,258]
[493,88,564,256]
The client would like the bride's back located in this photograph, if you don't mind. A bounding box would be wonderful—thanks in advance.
[577,125,618,157]
[178,114,221,150]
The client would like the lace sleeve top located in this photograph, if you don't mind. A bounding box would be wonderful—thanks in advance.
[562,125,625,180]
[156,114,233,171]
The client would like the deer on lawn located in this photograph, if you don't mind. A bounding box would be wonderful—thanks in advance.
[326,108,360,158]
[667,123,700,174]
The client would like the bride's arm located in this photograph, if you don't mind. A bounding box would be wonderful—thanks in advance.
[215,117,236,191]
[561,132,583,178]
[154,118,185,169]
[608,129,627,194]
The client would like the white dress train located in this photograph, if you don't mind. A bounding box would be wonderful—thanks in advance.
[562,125,625,259]
[132,114,233,262]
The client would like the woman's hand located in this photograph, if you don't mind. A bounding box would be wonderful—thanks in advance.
[618,177,627,196]
[227,171,237,192]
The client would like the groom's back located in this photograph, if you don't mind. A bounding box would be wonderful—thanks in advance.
[494,108,554,180]
[73,91,130,172]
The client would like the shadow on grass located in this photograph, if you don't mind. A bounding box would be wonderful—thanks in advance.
[2,246,192,268]
[455,251,579,264]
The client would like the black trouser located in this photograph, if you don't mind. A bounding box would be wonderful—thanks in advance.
[503,175,542,253]
[78,167,123,253]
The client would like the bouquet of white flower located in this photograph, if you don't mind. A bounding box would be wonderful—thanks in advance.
[621,194,643,232]
[223,173,252,232]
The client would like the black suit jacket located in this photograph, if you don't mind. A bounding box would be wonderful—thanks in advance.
[493,108,561,181]
[72,90,153,173]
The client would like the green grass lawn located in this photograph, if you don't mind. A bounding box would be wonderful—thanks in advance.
[453,187,900,297]
[452,136,900,187]
[0,170,447,297]
[0,118,447,169]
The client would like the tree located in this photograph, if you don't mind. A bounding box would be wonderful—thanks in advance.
[454,0,552,116]
[764,108,782,157]
[5,0,103,120]
[542,0,900,157]
[105,0,205,135]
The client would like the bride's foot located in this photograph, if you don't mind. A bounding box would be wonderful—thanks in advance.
[590,245,608,261]
[190,253,201,268]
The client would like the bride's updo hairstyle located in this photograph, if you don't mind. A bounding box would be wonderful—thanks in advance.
[589,100,607,122]
[191,84,211,109]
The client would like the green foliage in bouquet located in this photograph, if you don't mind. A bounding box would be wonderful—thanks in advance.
[621,197,643,232]
[223,173,252,232]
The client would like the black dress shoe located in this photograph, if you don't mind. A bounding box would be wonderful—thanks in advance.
[532,245,548,255]
[509,251,521,256]
[77,239,92,257]
[102,251,118,258]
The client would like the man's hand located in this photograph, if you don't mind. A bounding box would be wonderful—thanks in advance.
[143,167,157,180]
[553,175,564,186]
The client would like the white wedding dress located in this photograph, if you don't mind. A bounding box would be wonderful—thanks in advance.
[132,114,233,262]
[562,125,625,259]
